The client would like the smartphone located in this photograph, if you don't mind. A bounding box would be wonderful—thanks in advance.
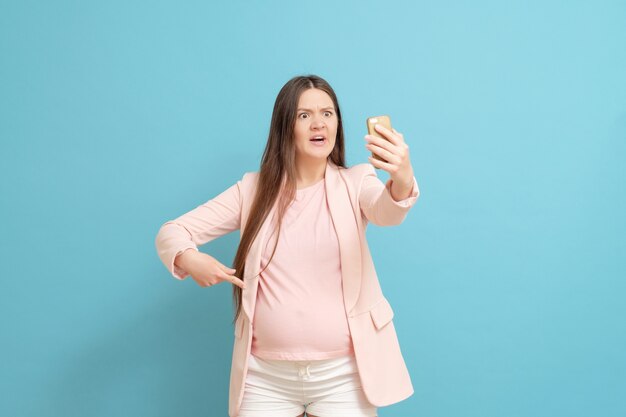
[366,115,392,164]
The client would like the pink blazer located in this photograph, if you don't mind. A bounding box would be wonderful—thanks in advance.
[155,160,420,416]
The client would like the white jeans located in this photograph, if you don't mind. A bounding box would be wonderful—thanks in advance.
[237,353,378,417]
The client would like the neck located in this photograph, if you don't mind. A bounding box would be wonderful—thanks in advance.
[295,157,327,188]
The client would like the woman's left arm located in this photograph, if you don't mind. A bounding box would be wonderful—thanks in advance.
[364,124,416,202]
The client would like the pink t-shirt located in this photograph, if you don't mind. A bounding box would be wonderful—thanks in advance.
[250,177,354,361]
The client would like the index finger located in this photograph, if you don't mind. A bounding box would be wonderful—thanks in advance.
[374,124,401,145]
[225,273,246,289]
[217,262,237,274]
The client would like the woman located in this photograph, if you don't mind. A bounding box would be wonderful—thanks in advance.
[155,74,420,417]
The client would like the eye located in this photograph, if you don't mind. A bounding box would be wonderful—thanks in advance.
[324,111,334,117]
[298,113,309,119]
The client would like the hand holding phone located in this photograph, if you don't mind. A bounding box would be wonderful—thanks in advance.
[366,115,393,165]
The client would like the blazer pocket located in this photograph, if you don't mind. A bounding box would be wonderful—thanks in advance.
[369,297,395,330]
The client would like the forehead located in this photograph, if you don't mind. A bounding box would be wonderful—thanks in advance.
[297,88,334,108]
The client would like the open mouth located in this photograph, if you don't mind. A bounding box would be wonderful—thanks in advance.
[310,135,326,143]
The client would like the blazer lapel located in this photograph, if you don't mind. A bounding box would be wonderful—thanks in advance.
[241,192,279,322]
[325,161,362,315]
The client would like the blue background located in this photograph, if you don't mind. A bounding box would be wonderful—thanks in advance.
[1,1,625,416]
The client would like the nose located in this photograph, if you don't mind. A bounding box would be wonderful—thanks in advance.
[310,114,326,130]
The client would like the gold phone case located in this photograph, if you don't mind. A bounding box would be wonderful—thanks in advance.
[366,115,392,163]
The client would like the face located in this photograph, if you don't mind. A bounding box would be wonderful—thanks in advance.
[293,88,338,164]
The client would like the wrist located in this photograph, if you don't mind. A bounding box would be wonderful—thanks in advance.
[390,175,414,189]
[175,248,198,273]
[390,168,414,187]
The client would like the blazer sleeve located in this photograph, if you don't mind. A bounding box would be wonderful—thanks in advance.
[358,163,420,226]
[155,177,244,280]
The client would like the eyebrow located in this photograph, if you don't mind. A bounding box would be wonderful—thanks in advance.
[297,107,335,112]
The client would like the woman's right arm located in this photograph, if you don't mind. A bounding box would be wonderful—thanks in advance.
[155,176,246,286]
[173,247,244,289]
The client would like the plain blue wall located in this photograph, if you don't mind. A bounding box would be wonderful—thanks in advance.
[1,1,625,416]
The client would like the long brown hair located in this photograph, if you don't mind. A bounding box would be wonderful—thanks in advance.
[230,74,346,324]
